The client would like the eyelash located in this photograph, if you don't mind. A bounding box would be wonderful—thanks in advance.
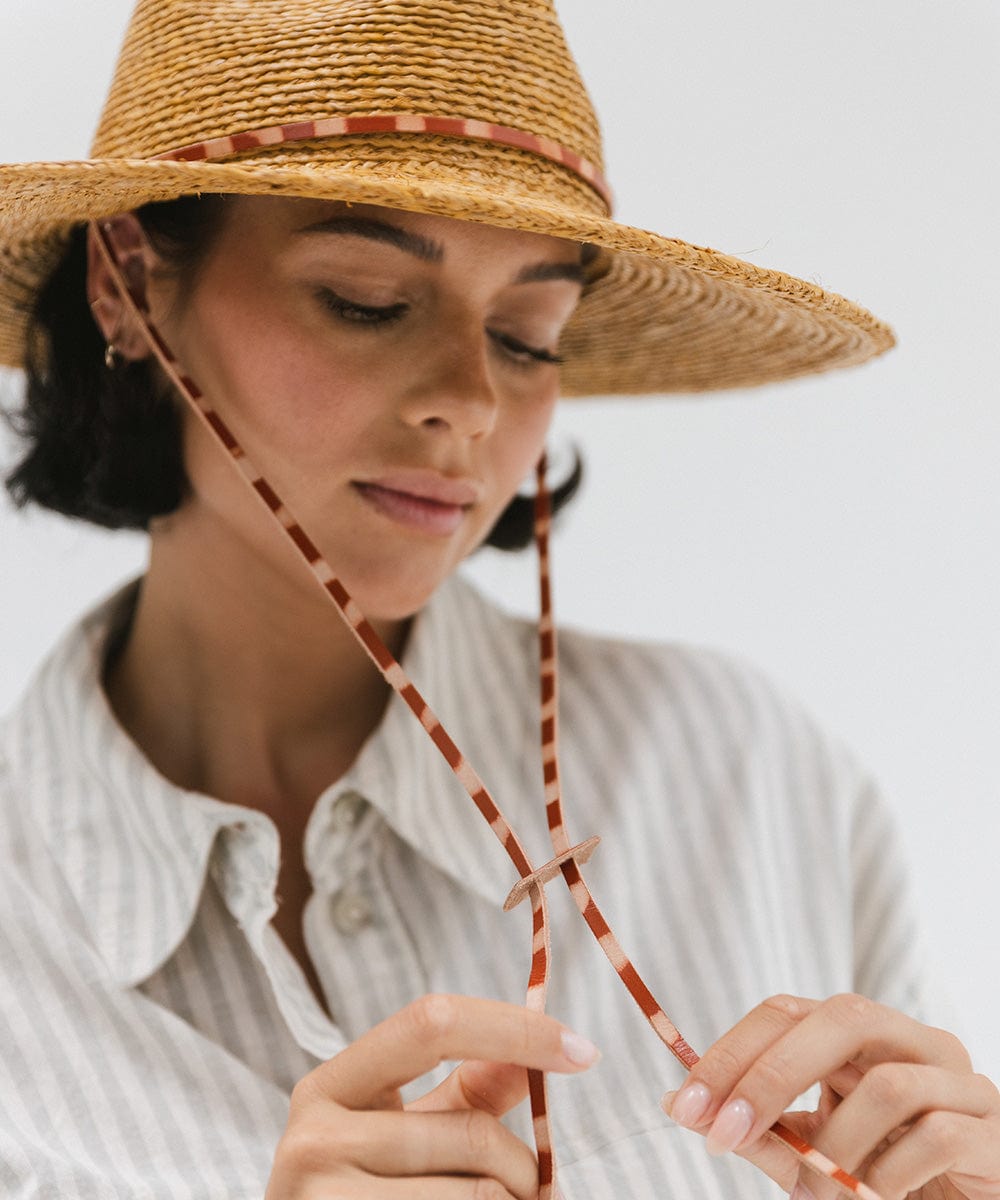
[317,289,409,326]
[315,288,564,367]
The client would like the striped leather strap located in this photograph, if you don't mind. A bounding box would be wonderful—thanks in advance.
[150,113,614,212]
[90,219,882,1200]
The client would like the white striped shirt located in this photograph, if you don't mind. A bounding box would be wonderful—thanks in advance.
[0,574,936,1198]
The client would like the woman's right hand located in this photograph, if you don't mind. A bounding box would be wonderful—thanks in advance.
[264,993,601,1199]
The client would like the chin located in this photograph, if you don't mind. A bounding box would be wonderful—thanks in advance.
[328,556,462,625]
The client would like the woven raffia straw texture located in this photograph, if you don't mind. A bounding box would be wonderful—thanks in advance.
[0,0,894,393]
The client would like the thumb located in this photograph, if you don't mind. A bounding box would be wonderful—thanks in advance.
[407,1058,531,1118]
[663,1092,823,1194]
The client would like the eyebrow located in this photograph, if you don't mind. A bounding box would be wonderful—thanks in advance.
[514,260,585,285]
[296,216,444,262]
[294,215,584,285]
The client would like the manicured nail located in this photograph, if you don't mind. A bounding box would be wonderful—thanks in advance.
[660,1089,678,1116]
[705,1098,755,1155]
[789,1185,817,1200]
[560,1029,601,1066]
[669,1081,712,1128]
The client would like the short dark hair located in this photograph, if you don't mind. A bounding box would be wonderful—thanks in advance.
[4,195,582,550]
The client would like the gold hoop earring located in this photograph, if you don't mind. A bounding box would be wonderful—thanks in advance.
[90,299,126,369]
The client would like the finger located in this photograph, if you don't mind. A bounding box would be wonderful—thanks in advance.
[679,994,971,1156]
[409,1059,531,1117]
[665,993,818,1131]
[712,995,972,1155]
[299,994,600,1110]
[293,1107,540,1200]
[864,1109,1000,1200]
[822,1064,866,1102]
[329,1177,521,1199]
[808,1063,998,1179]
[663,1094,826,1194]
[288,1169,522,1199]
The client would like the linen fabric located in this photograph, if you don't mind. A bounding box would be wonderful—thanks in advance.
[0,574,936,1198]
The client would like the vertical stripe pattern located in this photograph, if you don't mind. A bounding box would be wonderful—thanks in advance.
[91,219,564,1196]
[85,222,887,1200]
[531,462,881,1200]
[1,571,941,1198]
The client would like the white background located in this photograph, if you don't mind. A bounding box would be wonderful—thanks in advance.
[2,1,999,1076]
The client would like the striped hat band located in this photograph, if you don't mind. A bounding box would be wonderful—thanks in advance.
[153,113,614,212]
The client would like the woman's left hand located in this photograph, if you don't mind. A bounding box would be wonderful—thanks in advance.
[660,993,1000,1200]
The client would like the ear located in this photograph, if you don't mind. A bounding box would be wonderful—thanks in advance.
[85,213,157,363]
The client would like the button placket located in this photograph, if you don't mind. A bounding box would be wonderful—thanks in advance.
[306,787,375,896]
[330,789,367,832]
[330,888,375,935]
[212,819,280,926]
[306,790,380,982]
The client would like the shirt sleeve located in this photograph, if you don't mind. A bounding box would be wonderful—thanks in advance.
[849,772,957,1030]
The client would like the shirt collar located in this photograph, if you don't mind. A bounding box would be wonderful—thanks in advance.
[7,579,278,987]
[7,573,549,987]
[306,573,547,908]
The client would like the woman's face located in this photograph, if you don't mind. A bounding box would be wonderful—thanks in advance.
[143,196,584,620]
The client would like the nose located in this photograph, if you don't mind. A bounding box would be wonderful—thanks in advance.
[397,324,500,439]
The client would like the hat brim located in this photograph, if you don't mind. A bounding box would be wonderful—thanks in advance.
[0,157,894,393]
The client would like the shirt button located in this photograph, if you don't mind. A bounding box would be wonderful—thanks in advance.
[330,789,367,831]
[332,889,374,935]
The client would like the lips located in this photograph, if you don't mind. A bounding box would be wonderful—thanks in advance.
[362,470,481,506]
[352,470,481,536]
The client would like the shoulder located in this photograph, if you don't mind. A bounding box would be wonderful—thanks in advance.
[557,621,778,729]
[429,576,883,827]
[452,574,863,765]
[515,610,883,859]
[0,582,139,933]
[559,622,864,783]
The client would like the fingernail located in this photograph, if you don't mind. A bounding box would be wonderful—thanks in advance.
[660,1089,678,1117]
[705,1098,755,1155]
[560,1029,601,1066]
[789,1185,817,1200]
[669,1081,712,1127]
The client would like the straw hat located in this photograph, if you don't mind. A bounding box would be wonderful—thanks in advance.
[0,0,894,394]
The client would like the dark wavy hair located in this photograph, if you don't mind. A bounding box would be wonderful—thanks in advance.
[4,194,582,550]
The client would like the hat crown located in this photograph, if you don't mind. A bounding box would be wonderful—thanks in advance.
[0,0,894,384]
[91,0,605,177]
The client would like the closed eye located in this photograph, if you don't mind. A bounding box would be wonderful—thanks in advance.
[316,287,563,366]
[488,328,564,367]
[316,287,408,325]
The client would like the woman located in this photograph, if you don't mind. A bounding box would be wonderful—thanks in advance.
[1,2,997,1199]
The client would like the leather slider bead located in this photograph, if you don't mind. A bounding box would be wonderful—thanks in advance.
[503,836,601,911]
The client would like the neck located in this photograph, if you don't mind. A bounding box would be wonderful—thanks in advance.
[105,523,408,823]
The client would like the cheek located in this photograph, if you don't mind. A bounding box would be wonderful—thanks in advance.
[501,391,559,480]
[176,303,372,473]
